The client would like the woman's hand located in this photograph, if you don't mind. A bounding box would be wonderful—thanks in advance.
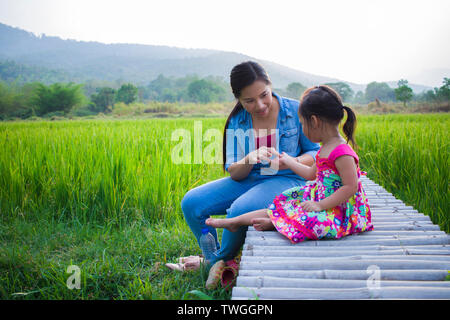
[229,146,276,181]
[300,200,323,212]
[246,146,276,164]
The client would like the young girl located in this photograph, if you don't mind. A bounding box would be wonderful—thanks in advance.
[206,85,373,243]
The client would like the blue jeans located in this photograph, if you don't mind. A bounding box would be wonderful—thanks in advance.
[181,173,305,265]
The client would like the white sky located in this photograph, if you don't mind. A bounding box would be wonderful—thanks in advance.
[0,0,449,86]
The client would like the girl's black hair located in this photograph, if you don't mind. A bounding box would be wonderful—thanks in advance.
[299,85,358,149]
[222,61,272,170]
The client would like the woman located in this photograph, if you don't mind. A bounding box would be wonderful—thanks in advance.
[179,61,320,286]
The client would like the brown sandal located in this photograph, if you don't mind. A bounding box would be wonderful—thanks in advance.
[205,260,225,290]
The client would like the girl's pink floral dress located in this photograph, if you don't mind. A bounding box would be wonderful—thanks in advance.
[268,144,373,244]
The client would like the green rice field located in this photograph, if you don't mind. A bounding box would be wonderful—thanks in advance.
[0,113,448,299]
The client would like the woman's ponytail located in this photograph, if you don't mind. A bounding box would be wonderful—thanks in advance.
[222,102,243,170]
[342,105,357,150]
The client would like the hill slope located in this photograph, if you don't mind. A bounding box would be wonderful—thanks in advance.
[0,23,355,88]
[0,22,432,93]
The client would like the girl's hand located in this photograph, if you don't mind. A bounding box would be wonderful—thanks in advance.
[279,151,297,168]
[300,200,323,212]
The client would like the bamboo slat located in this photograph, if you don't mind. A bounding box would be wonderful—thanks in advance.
[242,248,450,257]
[236,276,450,288]
[239,259,450,271]
[244,235,450,247]
[237,269,450,281]
[232,286,450,300]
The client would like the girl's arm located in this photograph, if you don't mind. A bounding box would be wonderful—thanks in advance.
[301,155,358,211]
[277,151,317,180]
[269,152,315,172]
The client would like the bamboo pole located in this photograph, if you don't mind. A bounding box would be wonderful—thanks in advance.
[239,258,450,270]
[243,243,450,252]
[245,232,449,243]
[237,269,450,281]
[369,224,440,231]
[240,254,450,262]
[371,216,431,222]
[246,230,445,237]
[244,236,450,247]
[236,276,450,289]
[242,248,450,257]
[231,286,450,300]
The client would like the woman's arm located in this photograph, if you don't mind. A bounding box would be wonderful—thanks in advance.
[301,155,358,211]
[227,156,253,181]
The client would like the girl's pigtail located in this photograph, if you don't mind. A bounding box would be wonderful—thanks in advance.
[342,106,358,150]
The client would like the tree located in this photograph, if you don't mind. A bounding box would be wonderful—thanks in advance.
[187,79,226,103]
[353,90,365,104]
[423,89,436,101]
[116,83,138,104]
[324,82,354,102]
[0,81,15,118]
[285,82,306,99]
[394,79,413,106]
[365,82,395,102]
[32,82,84,115]
[435,77,450,101]
[90,87,116,113]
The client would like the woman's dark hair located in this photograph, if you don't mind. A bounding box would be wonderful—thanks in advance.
[222,61,272,170]
[299,85,358,149]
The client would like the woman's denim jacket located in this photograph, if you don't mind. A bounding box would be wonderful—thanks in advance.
[225,92,320,179]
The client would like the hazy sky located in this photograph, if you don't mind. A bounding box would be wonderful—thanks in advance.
[0,0,449,86]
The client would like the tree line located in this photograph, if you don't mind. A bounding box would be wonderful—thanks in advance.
[0,74,449,120]
[279,79,450,106]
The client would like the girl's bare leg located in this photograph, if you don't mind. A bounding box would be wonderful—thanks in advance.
[206,208,270,232]
[252,217,276,231]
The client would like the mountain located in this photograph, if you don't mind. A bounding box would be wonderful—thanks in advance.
[0,22,356,89]
[406,68,450,89]
[386,81,432,94]
[0,22,431,93]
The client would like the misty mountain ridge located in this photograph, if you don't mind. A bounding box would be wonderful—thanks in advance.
[0,22,433,93]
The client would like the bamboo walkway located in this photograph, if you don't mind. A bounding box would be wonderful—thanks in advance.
[232,176,450,300]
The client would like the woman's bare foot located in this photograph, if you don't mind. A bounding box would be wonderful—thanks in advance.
[251,218,275,231]
[205,218,239,232]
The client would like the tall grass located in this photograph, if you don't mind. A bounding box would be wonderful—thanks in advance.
[356,114,449,232]
[0,114,448,299]
[0,119,225,225]
[0,118,228,300]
